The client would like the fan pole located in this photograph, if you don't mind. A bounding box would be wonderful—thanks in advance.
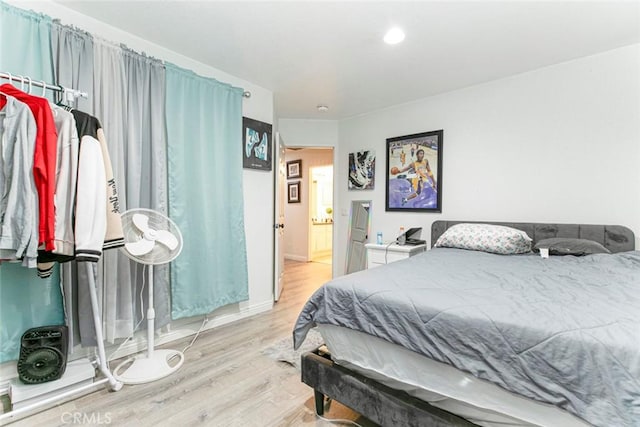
[146,266,155,358]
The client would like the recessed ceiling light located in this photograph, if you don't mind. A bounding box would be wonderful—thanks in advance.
[384,27,405,45]
[317,105,329,112]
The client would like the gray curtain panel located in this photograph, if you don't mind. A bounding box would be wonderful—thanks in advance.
[93,40,171,342]
[53,34,171,346]
[121,47,170,332]
[91,39,133,344]
[51,22,94,349]
[51,21,93,113]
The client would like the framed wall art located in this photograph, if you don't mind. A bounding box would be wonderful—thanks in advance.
[286,159,302,179]
[288,181,301,203]
[348,149,375,190]
[243,117,272,171]
[385,130,443,212]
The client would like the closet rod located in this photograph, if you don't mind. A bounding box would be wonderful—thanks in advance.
[0,71,88,99]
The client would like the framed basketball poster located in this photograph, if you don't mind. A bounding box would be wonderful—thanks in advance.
[385,130,443,212]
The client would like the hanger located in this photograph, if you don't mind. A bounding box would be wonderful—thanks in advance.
[41,80,47,97]
[0,72,10,104]
[0,72,9,102]
[0,88,8,116]
[25,76,32,94]
[57,88,75,111]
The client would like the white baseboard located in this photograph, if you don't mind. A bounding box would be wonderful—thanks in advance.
[0,299,274,394]
[106,299,274,361]
[284,254,308,262]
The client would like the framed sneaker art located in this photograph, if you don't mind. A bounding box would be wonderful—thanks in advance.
[243,117,272,171]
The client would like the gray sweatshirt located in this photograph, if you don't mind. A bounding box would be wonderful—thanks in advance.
[0,95,39,267]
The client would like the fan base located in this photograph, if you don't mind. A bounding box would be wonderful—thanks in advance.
[113,349,184,385]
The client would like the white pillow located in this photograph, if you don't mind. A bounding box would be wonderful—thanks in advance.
[435,223,532,254]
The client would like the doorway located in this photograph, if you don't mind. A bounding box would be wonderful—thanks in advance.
[309,165,333,264]
[281,147,334,269]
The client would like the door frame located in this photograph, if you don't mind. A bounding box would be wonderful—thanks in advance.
[273,132,286,301]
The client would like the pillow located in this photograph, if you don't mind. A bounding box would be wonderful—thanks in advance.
[434,223,532,255]
[533,238,611,256]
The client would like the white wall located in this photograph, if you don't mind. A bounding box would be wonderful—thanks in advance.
[283,148,333,261]
[278,119,338,148]
[336,44,640,274]
[5,0,275,362]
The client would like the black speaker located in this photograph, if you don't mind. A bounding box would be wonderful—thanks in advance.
[17,325,68,384]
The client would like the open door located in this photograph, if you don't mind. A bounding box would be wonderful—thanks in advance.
[273,132,286,301]
[345,200,372,274]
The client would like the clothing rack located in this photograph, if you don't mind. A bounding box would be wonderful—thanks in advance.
[0,71,121,423]
[0,71,88,103]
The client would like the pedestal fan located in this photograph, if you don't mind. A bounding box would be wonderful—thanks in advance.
[113,208,184,384]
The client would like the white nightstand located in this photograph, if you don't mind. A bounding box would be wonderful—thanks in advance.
[365,242,427,269]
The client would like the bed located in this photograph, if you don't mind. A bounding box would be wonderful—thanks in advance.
[293,221,639,427]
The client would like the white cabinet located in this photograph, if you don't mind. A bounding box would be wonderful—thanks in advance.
[312,223,333,255]
[365,243,426,269]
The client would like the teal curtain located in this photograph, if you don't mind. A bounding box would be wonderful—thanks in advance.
[0,266,63,362]
[165,63,249,319]
[0,1,54,87]
[0,2,62,363]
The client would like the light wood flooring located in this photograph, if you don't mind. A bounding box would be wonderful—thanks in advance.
[6,260,375,427]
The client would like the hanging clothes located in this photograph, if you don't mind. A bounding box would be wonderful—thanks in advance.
[75,134,107,262]
[0,83,57,252]
[70,109,123,249]
[55,106,125,346]
[0,94,39,267]
[37,110,123,277]
[50,106,78,256]
[36,105,80,278]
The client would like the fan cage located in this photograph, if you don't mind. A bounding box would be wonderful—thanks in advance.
[120,209,183,265]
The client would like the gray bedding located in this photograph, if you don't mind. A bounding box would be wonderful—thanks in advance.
[293,248,640,427]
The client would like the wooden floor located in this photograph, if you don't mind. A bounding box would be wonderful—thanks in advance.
[7,260,375,427]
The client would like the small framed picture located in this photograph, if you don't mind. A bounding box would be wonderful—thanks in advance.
[286,159,302,179]
[242,117,272,171]
[348,149,376,190]
[288,181,301,203]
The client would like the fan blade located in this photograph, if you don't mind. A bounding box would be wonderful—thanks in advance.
[132,213,151,233]
[125,238,155,256]
[154,230,179,251]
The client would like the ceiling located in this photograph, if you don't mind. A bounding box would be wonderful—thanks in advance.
[54,1,640,120]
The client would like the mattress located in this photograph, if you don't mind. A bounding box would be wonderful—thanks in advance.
[318,323,589,427]
[294,248,640,426]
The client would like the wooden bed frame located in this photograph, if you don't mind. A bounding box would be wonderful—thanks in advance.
[299,221,635,426]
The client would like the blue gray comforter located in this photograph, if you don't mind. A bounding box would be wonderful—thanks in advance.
[293,248,640,426]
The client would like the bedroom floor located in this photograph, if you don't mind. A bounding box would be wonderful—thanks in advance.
[6,260,375,427]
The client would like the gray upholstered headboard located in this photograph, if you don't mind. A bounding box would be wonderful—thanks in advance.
[431,221,635,253]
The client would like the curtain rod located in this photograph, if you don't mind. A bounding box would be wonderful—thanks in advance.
[0,72,88,99]
[2,71,246,100]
